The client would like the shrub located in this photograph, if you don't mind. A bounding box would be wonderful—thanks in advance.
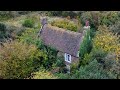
[31,69,58,79]
[80,11,101,29]
[54,73,70,79]
[0,40,46,79]
[42,45,58,69]
[17,28,44,49]
[0,23,7,40]
[51,19,78,32]
[109,21,120,35]
[103,53,117,70]
[70,62,79,74]
[80,53,92,66]
[110,60,120,79]
[62,11,77,18]
[18,11,31,15]
[47,11,62,16]
[72,59,116,79]
[79,29,92,60]
[56,56,66,73]
[0,11,13,21]
[93,25,120,60]
[100,11,119,26]
[54,59,116,79]
[47,11,78,18]
[91,48,107,64]
[55,56,65,68]
[0,23,6,32]
[22,19,35,28]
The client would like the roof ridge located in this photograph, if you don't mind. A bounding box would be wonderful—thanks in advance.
[46,24,83,36]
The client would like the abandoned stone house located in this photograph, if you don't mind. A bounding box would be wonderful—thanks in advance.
[38,18,90,71]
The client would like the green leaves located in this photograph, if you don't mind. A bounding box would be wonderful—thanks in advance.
[79,29,92,60]
[22,19,35,28]
[0,41,45,79]
[51,19,78,32]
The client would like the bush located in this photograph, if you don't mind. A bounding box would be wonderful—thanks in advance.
[62,11,77,18]
[0,11,13,21]
[22,19,35,28]
[55,56,65,68]
[93,25,120,60]
[54,56,66,73]
[0,40,46,79]
[31,69,58,79]
[18,11,31,15]
[47,11,62,16]
[109,21,120,35]
[48,11,78,18]
[17,28,44,49]
[42,45,58,69]
[91,48,107,64]
[72,59,116,79]
[51,19,78,32]
[0,23,6,32]
[100,11,119,26]
[0,23,7,40]
[80,53,92,66]
[79,29,92,60]
[110,60,120,79]
[54,73,70,79]
[70,62,79,74]
[80,11,101,29]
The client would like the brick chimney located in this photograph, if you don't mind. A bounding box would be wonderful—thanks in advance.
[83,20,90,29]
[41,17,48,26]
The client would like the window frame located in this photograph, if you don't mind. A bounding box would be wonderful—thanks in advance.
[65,53,71,63]
[77,51,79,57]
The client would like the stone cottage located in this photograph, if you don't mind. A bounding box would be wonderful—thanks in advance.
[38,18,90,71]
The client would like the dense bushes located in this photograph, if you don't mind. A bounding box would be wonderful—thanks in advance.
[55,59,116,79]
[100,11,119,26]
[17,28,44,50]
[22,19,35,28]
[42,45,58,69]
[93,25,120,60]
[73,59,116,79]
[0,23,7,41]
[0,23,6,32]
[79,29,92,60]
[51,19,78,32]
[0,11,13,21]
[47,11,79,18]
[31,69,58,79]
[80,11,101,29]
[18,28,58,70]
[18,11,31,15]
[109,21,120,35]
[0,41,46,79]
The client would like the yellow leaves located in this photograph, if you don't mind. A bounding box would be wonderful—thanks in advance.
[51,18,78,32]
[31,70,58,79]
[93,25,120,61]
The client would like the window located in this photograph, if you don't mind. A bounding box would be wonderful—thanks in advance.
[65,53,71,63]
[77,51,79,57]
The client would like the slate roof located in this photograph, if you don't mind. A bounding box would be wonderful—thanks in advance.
[39,24,83,57]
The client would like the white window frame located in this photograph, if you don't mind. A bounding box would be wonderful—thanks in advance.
[77,51,79,57]
[64,53,71,63]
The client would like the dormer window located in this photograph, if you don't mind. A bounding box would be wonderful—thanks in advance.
[65,53,71,63]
